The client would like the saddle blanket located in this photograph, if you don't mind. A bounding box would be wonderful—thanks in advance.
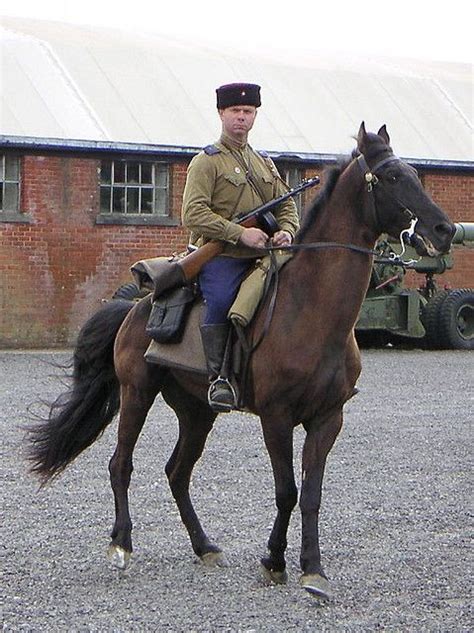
[138,253,292,374]
[145,301,207,373]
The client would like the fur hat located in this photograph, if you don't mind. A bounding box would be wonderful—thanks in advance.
[216,83,261,109]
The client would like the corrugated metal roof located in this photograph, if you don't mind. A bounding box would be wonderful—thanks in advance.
[1,17,472,162]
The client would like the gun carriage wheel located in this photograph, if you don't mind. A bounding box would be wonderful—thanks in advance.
[437,288,474,350]
[422,288,474,350]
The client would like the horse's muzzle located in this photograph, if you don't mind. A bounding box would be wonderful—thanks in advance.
[412,221,456,256]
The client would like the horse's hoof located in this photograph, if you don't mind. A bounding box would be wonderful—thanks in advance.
[107,544,131,570]
[199,551,229,567]
[260,563,288,585]
[299,573,331,600]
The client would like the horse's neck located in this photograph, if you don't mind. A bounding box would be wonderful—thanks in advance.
[281,164,377,331]
[307,165,376,247]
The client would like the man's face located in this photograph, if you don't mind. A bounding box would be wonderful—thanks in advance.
[219,105,257,140]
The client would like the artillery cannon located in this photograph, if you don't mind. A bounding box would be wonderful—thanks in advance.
[356,222,474,349]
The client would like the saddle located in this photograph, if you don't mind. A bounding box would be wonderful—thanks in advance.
[130,253,292,403]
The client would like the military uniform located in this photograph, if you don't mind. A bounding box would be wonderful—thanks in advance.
[182,136,300,257]
[182,82,300,411]
[182,133,299,326]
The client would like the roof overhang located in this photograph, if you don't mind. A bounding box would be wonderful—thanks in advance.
[1,135,473,172]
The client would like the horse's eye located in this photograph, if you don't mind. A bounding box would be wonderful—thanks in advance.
[386,174,397,183]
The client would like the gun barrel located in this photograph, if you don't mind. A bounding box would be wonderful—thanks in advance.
[409,222,473,274]
[453,222,474,244]
[235,176,319,224]
[179,176,320,280]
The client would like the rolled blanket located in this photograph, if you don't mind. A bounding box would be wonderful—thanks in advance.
[228,253,293,328]
[131,257,187,300]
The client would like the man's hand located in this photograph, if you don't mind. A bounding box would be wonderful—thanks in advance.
[271,230,293,247]
[239,227,269,249]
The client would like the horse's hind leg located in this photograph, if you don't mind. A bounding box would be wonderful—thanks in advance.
[107,379,162,569]
[161,380,225,566]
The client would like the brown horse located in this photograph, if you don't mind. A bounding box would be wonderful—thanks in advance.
[27,123,454,599]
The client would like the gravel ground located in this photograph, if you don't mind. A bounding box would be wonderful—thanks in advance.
[1,349,472,632]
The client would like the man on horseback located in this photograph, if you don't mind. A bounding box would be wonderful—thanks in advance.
[182,83,300,411]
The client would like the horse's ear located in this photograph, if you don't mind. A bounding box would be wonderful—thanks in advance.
[377,125,390,145]
[357,122,367,149]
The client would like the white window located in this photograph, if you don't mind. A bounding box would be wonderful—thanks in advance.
[279,165,305,214]
[100,160,170,216]
[0,155,20,213]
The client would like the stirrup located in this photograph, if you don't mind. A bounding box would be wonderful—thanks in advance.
[207,377,237,412]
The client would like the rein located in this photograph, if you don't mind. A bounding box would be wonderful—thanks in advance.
[247,240,405,356]
[263,151,421,267]
[236,149,422,402]
[264,240,407,266]
[249,151,422,348]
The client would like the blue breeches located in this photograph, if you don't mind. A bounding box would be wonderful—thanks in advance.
[199,257,253,325]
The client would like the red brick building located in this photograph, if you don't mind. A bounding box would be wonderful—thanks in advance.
[1,19,473,347]
[1,144,472,347]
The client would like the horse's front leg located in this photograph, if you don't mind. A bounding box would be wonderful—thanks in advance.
[260,416,298,584]
[299,410,343,599]
[107,381,159,570]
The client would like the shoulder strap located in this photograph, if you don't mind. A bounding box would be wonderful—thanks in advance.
[203,144,221,156]
[241,145,272,204]
[256,148,290,191]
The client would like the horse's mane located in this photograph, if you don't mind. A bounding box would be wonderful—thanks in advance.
[295,157,352,243]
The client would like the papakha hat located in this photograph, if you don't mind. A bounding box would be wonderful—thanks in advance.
[216,83,261,109]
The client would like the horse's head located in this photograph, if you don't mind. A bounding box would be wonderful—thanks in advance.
[356,122,455,256]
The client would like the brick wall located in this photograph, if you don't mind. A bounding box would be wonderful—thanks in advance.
[404,171,474,290]
[0,154,472,348]
[0,154,189,347]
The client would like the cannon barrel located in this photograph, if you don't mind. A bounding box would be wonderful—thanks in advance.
[409,222,473,273]
[453,222,474,244]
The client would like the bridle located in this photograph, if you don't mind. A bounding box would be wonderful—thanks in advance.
[263,151,420,267]
[355,152,419,263]
[238,150,423,363]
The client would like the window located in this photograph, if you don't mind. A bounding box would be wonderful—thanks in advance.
[99,160,170,217]
[0,155,21,213]
[279,165,305,214]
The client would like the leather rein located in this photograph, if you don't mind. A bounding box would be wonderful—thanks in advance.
[264,152,419,267]
[244,152,421,353]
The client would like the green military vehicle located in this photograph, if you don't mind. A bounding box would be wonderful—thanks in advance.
[355,223,474,350]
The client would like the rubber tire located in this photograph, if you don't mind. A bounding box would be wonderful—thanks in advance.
[112,282,149,301]
[355,330,392,349]
[437,288,474,350]
[421,290,449,349]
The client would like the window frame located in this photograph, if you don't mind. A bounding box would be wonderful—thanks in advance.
[0,154,26,223]
[276,162,306,216]
[96,158,177,226]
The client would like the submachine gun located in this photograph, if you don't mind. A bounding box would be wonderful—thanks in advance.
[178,176,320,281]
[131,176,320,299]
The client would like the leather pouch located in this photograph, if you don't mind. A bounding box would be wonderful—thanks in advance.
[146,285,195,343]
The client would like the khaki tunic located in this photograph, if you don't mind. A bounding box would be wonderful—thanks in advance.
[182,137,300,258]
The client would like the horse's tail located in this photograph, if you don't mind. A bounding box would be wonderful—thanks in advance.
[27,299,135,484]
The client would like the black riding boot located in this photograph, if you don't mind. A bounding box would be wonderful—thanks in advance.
[200,323,236,412]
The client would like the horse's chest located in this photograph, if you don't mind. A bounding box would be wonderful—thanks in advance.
[254,345,358,418]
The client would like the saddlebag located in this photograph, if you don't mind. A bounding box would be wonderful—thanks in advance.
[146,285,195,344]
